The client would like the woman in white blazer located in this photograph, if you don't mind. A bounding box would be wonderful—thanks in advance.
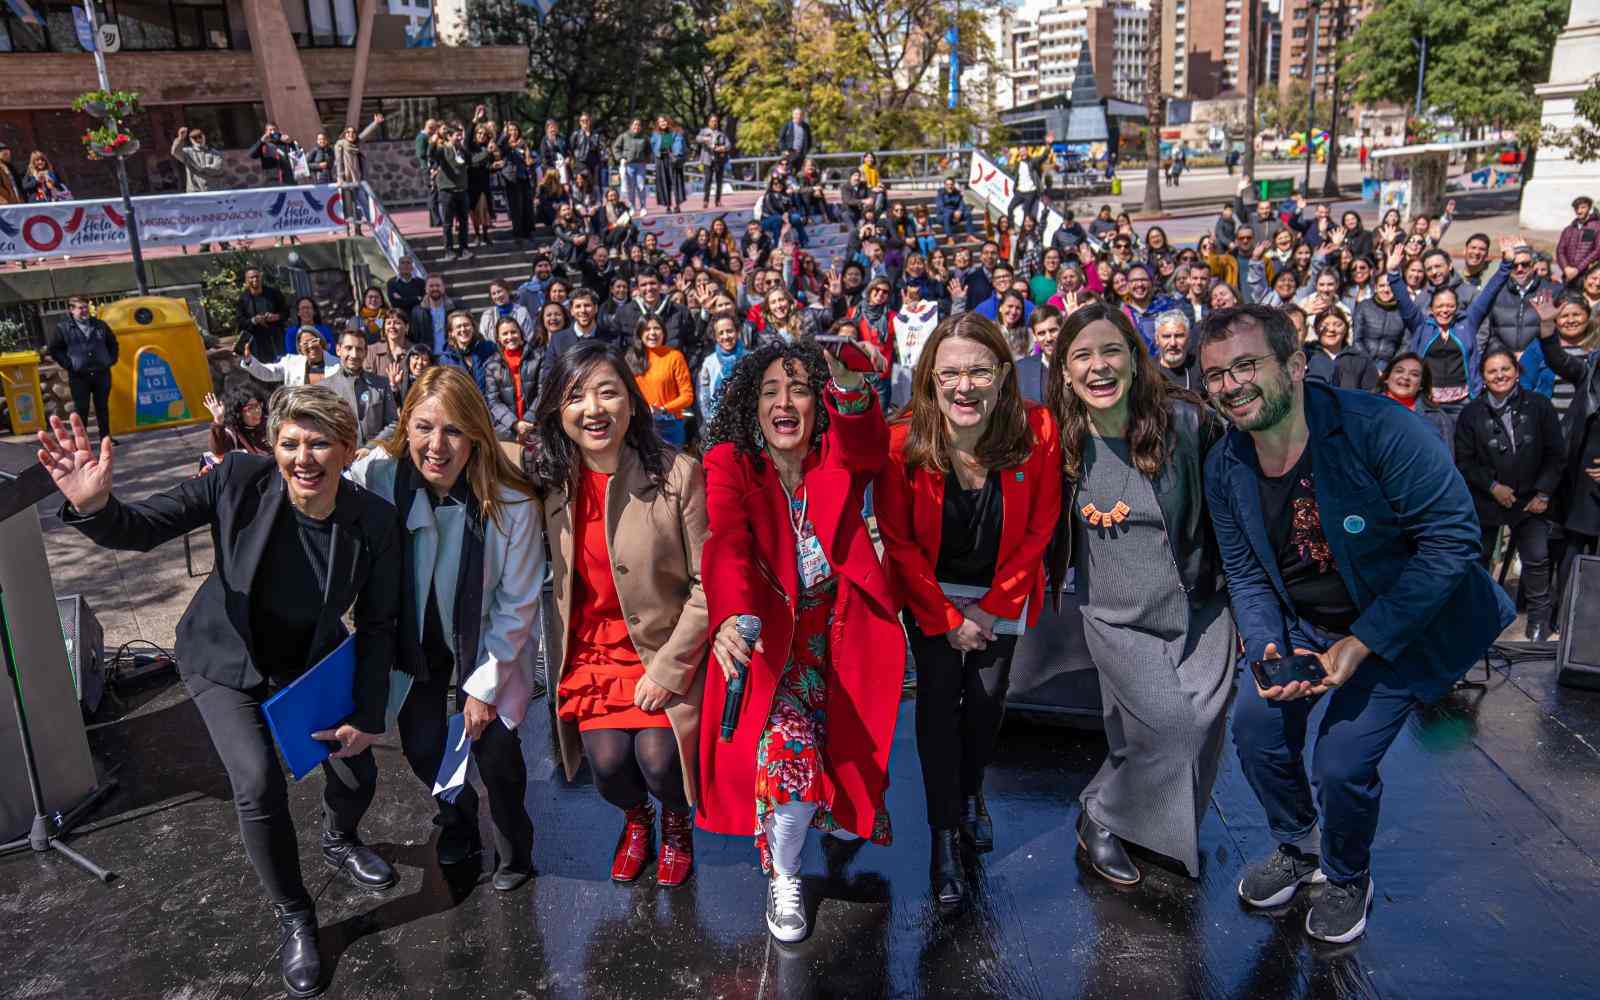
[241,327,332,386]
[348,365,544,892]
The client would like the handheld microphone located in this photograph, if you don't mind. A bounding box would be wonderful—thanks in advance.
[719,615,761,742]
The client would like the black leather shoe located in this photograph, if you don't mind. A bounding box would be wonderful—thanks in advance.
[273,903,324,998]
[322,832,397,891]
[960,794,994,853]
[492,859,534,892]
[436,823,482,867]
[930,828,968,914]
[1076,811,1140,886]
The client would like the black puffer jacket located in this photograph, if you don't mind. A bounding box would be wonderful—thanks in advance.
[1484,274,1562,355]
[1352,295,1406,367]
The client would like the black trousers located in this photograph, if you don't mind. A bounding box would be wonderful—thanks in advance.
[396,668,533,866]
[68,369,111,440]
[505,179,534,239]
[186,673,376,908]
[440,190,470,253]
[654,159,678,211]
[907,617,1019,831]
[702,159,725,205]
[1482,517,1553,626]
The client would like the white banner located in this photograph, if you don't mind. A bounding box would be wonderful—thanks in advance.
[0,185,353,263]
[359,183,427,279]
[967,150,1065,246]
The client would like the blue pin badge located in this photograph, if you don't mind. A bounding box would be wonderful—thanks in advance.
[1343,514,1366,535]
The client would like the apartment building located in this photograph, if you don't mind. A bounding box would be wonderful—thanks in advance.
[1001,0,1151,109]
[0,1,526,200]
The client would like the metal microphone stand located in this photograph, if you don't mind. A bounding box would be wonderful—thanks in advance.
[0,578,119,881]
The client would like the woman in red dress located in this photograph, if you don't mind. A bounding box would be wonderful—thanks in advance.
[697,338,903,944]
[529,341,710,887]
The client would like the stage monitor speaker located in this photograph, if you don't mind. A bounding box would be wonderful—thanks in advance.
[55,595,105,715]
[1005,577,1105,726]
[1557,554,1600,690]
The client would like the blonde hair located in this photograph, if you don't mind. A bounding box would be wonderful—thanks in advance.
[267,384,358,452]
[378,366,535,529]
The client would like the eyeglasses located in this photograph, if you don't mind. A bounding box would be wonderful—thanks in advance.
[1512,260,1533,270]
[934,366,1001,388]
[1201,354,1274,392]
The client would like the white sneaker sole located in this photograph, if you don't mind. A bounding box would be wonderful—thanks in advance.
[1305,878,1374,944]
[1238,866,1327,908]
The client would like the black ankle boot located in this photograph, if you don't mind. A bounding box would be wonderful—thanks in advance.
[273,902,324,998]
[960,794,994,853]
[1076,811,1140,886]
[322,830,398,891]
[930,828,967,913]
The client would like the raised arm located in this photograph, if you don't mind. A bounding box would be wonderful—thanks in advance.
[45,414,222,551]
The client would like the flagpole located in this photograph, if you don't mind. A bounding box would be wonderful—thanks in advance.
[80,0,149,295]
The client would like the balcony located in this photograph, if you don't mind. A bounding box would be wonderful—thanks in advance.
[0,44,529,111]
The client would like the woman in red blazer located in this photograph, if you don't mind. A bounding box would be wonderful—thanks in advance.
[698,338,903,946]
[875,311,1062,914]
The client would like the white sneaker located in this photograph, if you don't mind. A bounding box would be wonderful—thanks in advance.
[766,871,808,943]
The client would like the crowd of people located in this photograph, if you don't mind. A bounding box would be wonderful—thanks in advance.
[30,128,1600,998]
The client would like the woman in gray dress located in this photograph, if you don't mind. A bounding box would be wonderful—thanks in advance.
[1044,303,1234,885]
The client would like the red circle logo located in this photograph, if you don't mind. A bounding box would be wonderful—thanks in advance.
[22,215,63,252]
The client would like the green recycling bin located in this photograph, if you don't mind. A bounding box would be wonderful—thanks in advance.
[1257,178,1295,201]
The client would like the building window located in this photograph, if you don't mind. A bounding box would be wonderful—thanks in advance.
[0,2,84,52]
[298,0,357,47]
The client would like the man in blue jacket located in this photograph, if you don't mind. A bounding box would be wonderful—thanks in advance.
[1197,305,1513,945]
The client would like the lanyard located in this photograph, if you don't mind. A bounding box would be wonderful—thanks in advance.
[780,479,808,542]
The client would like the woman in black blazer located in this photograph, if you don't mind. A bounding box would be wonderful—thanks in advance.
[1453,348,1565,641]
[37,386,401,1000]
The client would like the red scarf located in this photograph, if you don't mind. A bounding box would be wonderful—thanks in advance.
[504,346,525,417]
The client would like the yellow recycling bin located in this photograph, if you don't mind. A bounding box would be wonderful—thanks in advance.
[0,350,45,434]
[1110,176,1123,196]
[99,296,212,436]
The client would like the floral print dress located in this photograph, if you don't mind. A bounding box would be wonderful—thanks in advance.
[753,483,893,872]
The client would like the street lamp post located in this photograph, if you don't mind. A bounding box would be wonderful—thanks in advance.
[79,0,148,295]
[1303,0,1321,196]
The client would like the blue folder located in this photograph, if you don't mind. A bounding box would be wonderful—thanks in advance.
[262,635,357,781]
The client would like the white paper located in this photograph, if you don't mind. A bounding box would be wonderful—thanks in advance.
[939,582,1028,636]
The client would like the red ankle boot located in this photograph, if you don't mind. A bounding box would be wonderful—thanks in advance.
[610,802,655,883]
[656,808,695,887]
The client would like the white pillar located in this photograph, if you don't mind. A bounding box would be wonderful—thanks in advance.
[1521,0,1600,230]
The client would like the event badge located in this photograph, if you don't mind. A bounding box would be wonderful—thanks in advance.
[1343,514,1366,535]
[796,530,831,589]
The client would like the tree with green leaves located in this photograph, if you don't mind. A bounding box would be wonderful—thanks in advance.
[467,0,723,134]
[707,0,1002,157]
[1342,0,1569,133]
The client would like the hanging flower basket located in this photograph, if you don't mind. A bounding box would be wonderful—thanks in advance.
[72,89,140,122]
[83,127,138,161]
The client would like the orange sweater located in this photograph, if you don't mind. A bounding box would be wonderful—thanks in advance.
[636,346,694,418]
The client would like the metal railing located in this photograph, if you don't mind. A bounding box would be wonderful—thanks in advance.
[684,146,970,193]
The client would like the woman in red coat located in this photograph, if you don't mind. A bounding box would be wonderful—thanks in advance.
[875,311,1062,914]
[697,338,902,945]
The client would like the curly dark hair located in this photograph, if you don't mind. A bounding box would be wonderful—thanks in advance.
[528,340,672,501]
[221,375,271,451]
[703,340,831,468]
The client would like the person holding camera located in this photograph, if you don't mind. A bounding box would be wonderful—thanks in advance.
[1197,305,1513,944]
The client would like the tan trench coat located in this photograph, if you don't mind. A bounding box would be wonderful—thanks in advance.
[543,447,710,804]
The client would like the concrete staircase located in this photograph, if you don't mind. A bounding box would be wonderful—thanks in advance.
[407,229,552,313]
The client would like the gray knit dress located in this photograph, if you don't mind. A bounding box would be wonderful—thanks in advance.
[1075,435,1234,877]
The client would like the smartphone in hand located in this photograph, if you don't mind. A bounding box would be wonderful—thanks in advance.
[1249,653,1326,690]
[815,334,877,373]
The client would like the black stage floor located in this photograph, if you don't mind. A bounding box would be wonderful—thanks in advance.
[4,651,1599,1000]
